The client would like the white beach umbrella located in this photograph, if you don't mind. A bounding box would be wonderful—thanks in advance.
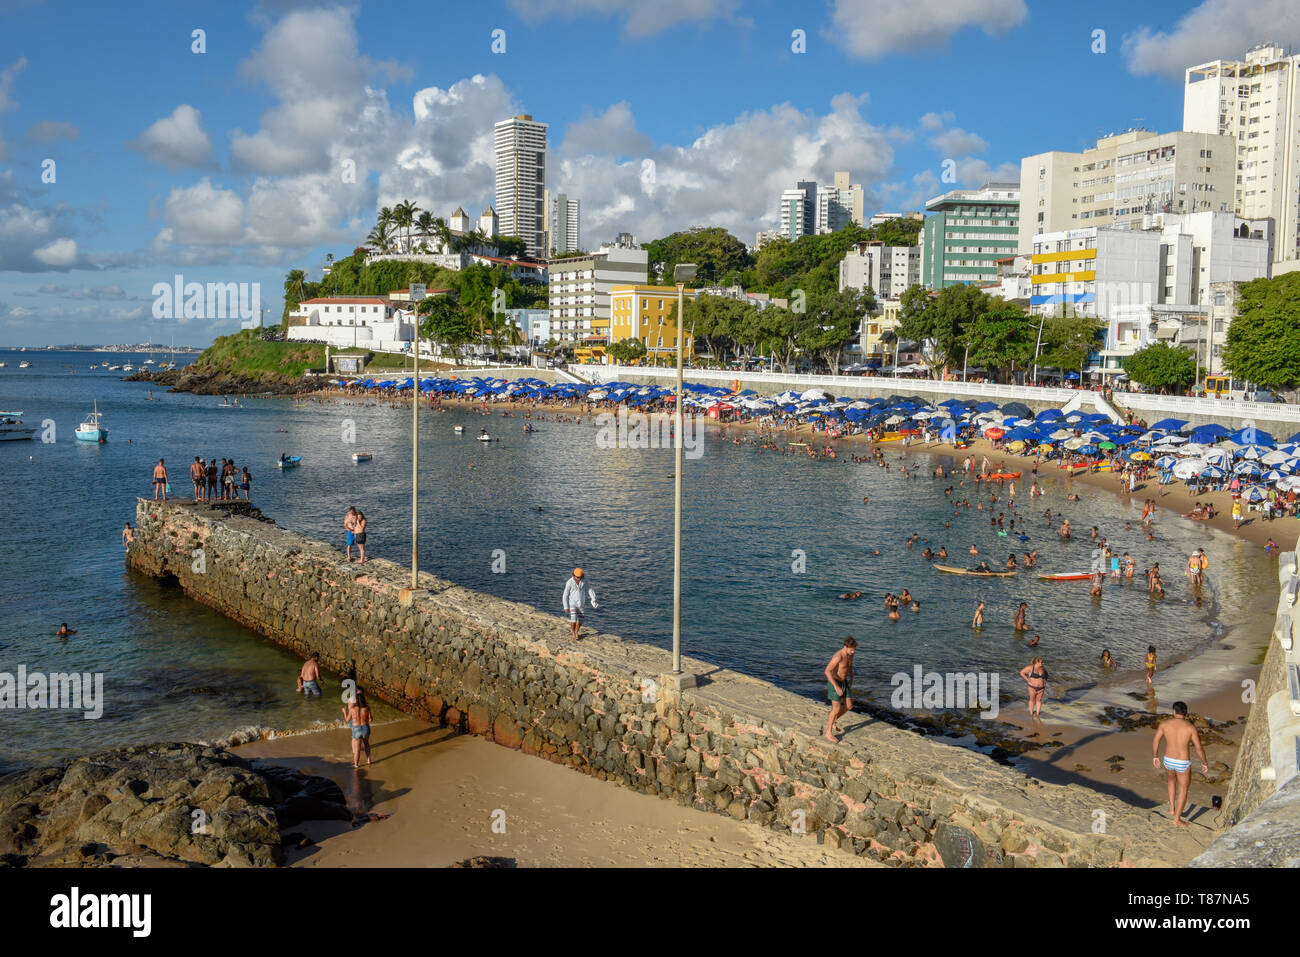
[1203,449,1232,467]
[1154,434,1188,446]
[1237,444,1272,460]
[1260,449,1293,466]
[1063,436,1088,450]
[1138,430,1166,443]
[800,388,829,401]
[1279,476,1300,492]
[1050,428,1074,440]
[1217,439,1241,452]
[1173,459,1206,479]
[1176,443,1207,457]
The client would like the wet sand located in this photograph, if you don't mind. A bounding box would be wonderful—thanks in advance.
[238,719,874,868]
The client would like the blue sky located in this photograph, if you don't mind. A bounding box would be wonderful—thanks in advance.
[0,0,1296,345]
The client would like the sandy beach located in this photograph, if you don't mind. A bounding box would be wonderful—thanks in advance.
[280,385,1283,857]
[238,719,874,867]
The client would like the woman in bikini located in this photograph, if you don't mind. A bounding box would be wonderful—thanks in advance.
[1020,656,1047,719]
[342,687,373,767]
[1013,601,1028,632]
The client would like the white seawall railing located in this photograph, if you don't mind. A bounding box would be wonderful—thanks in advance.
[584,365,1300,429]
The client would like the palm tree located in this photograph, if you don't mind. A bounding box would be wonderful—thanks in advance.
[367,223,394,254]
[432,217,453,254]
[393,199,418,253]
[284,269,306,304]
[376,206,394,235]
[415,210,435,248]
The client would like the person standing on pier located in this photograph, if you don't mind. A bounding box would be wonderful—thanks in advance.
[824,636,856,742]
[152,459,168,501]
[562,568,598,638]
[344,507,358,562]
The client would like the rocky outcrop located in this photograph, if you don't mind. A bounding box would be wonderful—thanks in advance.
[125,366,321,396]
[0,742,349,867]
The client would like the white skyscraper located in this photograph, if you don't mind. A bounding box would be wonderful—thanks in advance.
[550,193,580,254]
[494,114,548,258]
[778,173,864,240]
[1184,43,1300,266]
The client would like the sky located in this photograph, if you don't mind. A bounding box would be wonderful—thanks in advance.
[1,0,1298,346]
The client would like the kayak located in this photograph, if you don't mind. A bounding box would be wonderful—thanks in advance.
[1038,572,1092,581]
[351,452,373,463]
[453,425,464,434]
[983,472,1022,480]
[934,564,1017,577]
[276,456,301,469]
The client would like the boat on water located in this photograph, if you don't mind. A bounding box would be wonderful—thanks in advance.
[276,455,301,469]
[453,425,465,434]
[143,358,155,365]
[121,363,134,373]
[75,401,108,443]
[0,412,37,441]
[18,360,31,369]
[0,361,7,368]
[476,432,493,442]
[1038,572,1093,582]
[351,452,373,463]
[933,563,1016,577]
[108,364,122,371]
[217,398,239,408]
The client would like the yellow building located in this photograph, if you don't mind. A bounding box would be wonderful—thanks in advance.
[608,284,697,364]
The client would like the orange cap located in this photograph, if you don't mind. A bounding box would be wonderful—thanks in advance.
[573,568,583,578]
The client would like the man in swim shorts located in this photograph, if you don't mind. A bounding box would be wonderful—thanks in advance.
[344,506,358,562]
[298,651,322,696]
[152,458,168,501]
[824,636,856,742]
[1152,701,1208,828]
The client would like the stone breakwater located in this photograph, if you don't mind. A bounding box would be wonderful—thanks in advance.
[126,499,1200,866]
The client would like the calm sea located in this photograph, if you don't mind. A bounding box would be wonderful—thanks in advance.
[0,349,1274,771]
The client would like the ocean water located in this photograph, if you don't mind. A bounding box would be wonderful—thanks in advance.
[0,350,1276,771]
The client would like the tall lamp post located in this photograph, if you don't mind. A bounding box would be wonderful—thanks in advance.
[671,263,698,679]
[408,283,426,595]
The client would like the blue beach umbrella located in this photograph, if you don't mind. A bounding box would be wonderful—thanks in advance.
[1150,418,1190,432]
[1155,455,1178,470]
[1200,465,1226,479]
[1242,485,1268,503]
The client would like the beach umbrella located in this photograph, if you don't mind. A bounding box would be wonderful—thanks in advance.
[1007,440,1027,452]
[1204,449,1232,466]
[1279,476,1300,492]
[984,426,1006,439]
[1172,459,1205,479]
[1263,469,1288,483]
[1150,418,1190,432]
[1050,428,1074,440]
[1242,485,1268,503]
[1036,443,1056,455]
[1260,449,1293,466]
[1233,460,1264,476]
[1236,444,1273,460]
[1063,436,1087,450]
[1231,427,1276,446]
[1155,454,1178,470]
[1200,465,1226,479]
[1176,443,1207,456]
[1001,402,1033,419]
[1077,444,1098,455]
[1154,434,1188,446]
[1129,451,1151,461]
[1098,441,1117,451]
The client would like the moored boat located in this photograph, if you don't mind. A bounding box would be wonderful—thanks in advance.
[351,452,373,463]
[75,401,108,443]
[276,455,301,469]
[0,411,36,441]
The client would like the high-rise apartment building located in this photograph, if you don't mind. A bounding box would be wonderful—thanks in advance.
[1018,129,1236,254]
[547,246,649,349]
[919,183,1020,289]
[1184,42,1300,265]
[838,241,920,299]
[550,193,580,255]
[778,172,864,240]
[494,114,548,258]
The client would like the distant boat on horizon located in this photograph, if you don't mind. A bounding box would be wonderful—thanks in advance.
[18,360,31,368]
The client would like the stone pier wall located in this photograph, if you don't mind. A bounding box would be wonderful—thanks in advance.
[128,499,1185,866]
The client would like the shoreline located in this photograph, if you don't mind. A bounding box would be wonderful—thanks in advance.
[295,386,1272,824]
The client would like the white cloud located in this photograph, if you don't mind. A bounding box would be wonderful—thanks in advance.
[1124,0,1300,78]
[507,0,739,37]
[559,103,653,158]
[28,119,78,142]
[931,127,987,158]
[32,237,77,267]
[826,0,1027,59]
[129,105,215,170]
[954,157,1020,186]
[0,57,25,112]
[230,6,406,175]
[157,178,247,248]
[919,111,955,132]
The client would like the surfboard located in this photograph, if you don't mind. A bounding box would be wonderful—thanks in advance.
[1037,572,1092,581]
[933,564,1017,577]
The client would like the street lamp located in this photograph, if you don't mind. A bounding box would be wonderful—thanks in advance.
[409,283,426,593]
[671,263,697,679]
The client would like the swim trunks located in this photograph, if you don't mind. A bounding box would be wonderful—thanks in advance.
[827,680,851,703]
[346,531,355,546]
[1162,756,1191,774]
[568,608,584,623]
[354,532,366,545]
[302,679,321,696]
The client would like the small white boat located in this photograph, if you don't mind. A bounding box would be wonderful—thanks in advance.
[453,425,464,434]
[0,361,7,368]
[121,363,134,373]
[143,359,155,365]
[75,401,107,443]
[352,452,373,463]
[18,360,31,369]
[476,432,492,442]
[108,364,121,371]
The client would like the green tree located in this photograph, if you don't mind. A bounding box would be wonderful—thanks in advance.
[863,217,923,247]
[1222,272,1300,388]
[1122,343,1198,392]
[419,295,473,364]
[643,227,753,285]
[1035,311,1104,376]
[961,300,1034,382]
[803,287,874,375]
[607,337,648,363]
[897,283,987,376]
